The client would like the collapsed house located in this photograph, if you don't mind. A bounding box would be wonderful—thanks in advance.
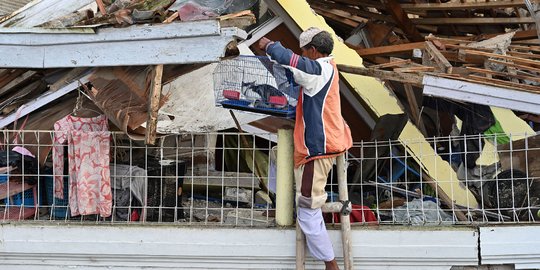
[0,0,540,269]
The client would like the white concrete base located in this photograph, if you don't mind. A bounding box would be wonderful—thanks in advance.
[0,224,479,269]
[481,226,540,269]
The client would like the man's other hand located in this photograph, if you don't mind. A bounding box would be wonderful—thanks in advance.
[258,37,272,51]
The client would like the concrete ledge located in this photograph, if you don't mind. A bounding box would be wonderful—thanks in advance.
[0,223,478,269]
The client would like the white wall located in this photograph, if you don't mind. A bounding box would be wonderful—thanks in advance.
[0,223,479,270]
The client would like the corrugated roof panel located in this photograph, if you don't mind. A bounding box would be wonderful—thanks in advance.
[0,0,94,27]
[0,0,32,16]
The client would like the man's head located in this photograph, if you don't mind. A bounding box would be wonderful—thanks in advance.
[299,27,333,59]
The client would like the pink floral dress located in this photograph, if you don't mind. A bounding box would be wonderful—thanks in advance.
[53,115,112,217]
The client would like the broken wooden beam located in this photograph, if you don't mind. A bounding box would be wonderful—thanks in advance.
[355,42,425,57]
[337,64,424,85]
[146,64,163,145]
[524,0,540,40]
[311,7,367,27]
[401,1,526,11]
[424,41,453,73]
[330,0,386,9]
[462,49,540,67]
[381,0,424,42]
[403,83,427,136]
[393,66,435,73]
[310,2,394,23]
[412,17,535,25]
[96,0,107,16]
[466,66,540,84]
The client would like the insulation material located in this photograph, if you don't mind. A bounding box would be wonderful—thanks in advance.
[88,66,169,138]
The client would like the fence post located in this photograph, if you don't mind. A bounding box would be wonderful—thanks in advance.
[276,129,294,226]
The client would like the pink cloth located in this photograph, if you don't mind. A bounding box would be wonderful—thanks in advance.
[53,115,112,217]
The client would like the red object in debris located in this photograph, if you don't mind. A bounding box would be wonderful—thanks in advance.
[177,2,218,22]
[324,204,378,224]
[130,210,140,221]
[223,90,240,100]
[268,96,287,106]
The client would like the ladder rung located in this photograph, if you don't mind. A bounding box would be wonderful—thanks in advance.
[321,201,351,213]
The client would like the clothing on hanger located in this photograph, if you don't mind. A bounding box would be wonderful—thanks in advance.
[53,114,112,217]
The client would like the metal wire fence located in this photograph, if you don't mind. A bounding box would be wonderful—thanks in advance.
[1,130,539,226]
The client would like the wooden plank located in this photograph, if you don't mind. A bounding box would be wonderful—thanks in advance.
[371,59,411,69]
[427,30,538,44]
[0,75,90,128]
[96,0,106,16]
[524,0,540,39]
[309,1,394,23]
[509,44,540,53]
[403,83,426,135]
[507,50,540,60]
[466,66,540,84]
[337,64,424,85]
[504,29,538,40]
[163,11,179,23]
[401,1,526,11]
[0,70,35,97]
[330,0,386,9]
[311,7,366,27]
[0,182,34,200]
[381,0,424,42]
[468,74,540,92]
[424,41,453,73]
[441,50,485,64]
[411,17,535,25]
[336,154,354,270]
[488,58,540,74]
[0,206,36,220]
[463,49,540,67]
[0,166,15,174]
[145,64,163,145]
[356,42,425,57]
[393,66,435,72]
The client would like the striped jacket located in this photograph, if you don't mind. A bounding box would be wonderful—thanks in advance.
[266,42,352,167]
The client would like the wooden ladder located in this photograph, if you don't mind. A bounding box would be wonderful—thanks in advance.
[296,154,354,270]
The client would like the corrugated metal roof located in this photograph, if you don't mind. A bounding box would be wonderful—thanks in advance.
[0,20,245,68]
[0,0,94,27]
[0,0,32,16]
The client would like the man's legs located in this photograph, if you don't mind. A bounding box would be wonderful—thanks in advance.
[295,157,339,269]
[297,207,336,262]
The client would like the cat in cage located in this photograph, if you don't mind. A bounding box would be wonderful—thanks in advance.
[241,81,288,108]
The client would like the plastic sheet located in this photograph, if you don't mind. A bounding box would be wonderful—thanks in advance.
[170,0,258,21]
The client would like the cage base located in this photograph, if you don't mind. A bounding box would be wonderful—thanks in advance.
[221,100,295,118]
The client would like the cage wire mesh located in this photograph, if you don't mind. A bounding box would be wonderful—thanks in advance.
[213,55,298,118]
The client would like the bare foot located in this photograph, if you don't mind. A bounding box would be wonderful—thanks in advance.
[324,259,340,270]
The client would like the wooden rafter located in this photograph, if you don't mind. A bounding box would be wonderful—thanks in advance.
[401,1,526,11]
[380,0,424,42]
[411,17,534,25]
[356,42,425,57]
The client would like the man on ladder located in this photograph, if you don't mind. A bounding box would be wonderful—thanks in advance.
[259,27,353,270]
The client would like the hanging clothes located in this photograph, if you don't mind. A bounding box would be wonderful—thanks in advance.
[53,115,112,217]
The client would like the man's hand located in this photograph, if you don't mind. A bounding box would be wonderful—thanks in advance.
[258,37,273,51]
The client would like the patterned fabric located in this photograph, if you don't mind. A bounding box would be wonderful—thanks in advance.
[53,115,112,217]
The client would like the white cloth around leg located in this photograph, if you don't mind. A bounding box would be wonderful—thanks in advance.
[297,207,335,262]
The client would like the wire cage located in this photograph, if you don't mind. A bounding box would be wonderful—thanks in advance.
[213,55,298,118]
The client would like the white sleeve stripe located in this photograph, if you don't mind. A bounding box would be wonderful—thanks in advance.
[285,60,334,97]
